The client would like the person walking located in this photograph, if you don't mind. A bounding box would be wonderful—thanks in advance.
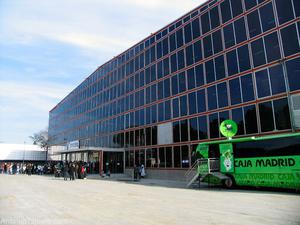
[140,164,146,178]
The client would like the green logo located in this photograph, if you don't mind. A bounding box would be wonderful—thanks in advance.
[220,120,238,138]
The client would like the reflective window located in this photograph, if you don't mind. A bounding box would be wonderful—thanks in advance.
[273,98,291,130]
[197,89,206,113]
[188,92,197,115]
[173,146,181,167]
[163,58,170,76]
[207,86,217,110]
[195,64,205,87]
[184,23,192,44]
[226,50,238,76]
[234,17,247,44]
[264,32,281,63]
[224,23,235,49]
[193,40,202,62]
[232,107,244,135]
[244,0,257,10]
[210,6,220,29]
[269,64,286,95]
[169,33,176,53]
[186,44,194,66]
[247,10,262,38]
[192,18,201,39]
[259,2,276,32]
[163,78,171,98]
[251,38,266,68]
[165,100,171,120]
[187,68,196,90]
[259,101,274,132]
[178,72,187,93]
[241,74,255,102]
[280,24,300,57]
[215,55,226,80]
[177,49,185,70]
[203,35,213,58]
[158,102,164,122]
[176,29,184,48]
[294,0,300,17]
[217,82,228,108]
[229,78,242,105]
[275,0,295,25]
[180,120,189,142]
[173,122,180,143]
[212,30,223,54]
[237,45,251,72]
[172,98,180,118]
[221,0,232,23]
[201,12,211,34]
[171,53,177,73]
[231,0,243,17]
[162,37,169,56]
[205,59,215,83]
[198,115,208,139]
[180,95,188,116]
[244,104,258,134]
[286,57,300,91]
[189,117,198,140]
[181,145,189,168]
[255,69,270,98]
[209,113,219,138]
[171,74,179,96]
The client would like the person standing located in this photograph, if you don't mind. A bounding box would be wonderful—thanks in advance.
[63,163,69,181]
[140,164,146,178]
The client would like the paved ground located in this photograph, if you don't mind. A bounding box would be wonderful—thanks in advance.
[0,175,299,225]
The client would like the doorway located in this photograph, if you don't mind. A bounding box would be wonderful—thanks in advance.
[103,152,124,174]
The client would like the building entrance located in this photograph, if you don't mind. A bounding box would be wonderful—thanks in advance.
[103,152,124,174]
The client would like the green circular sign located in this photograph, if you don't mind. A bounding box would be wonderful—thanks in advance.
[220,120,238,138]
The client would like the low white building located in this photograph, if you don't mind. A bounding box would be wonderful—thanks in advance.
[0,143,47,162]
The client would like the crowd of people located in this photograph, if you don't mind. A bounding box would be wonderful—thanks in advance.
[0,162,56,175]
[55,161,87,181]
[133,164,146,180]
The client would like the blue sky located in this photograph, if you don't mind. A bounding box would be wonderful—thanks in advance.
[0,0,205,144]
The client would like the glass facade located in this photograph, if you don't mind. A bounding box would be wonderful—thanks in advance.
[49,0,300,170]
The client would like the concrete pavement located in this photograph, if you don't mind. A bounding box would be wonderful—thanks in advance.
[0,174,299,225]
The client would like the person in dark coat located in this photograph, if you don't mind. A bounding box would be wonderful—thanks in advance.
[69,163,75,181]
[63,163,69,181]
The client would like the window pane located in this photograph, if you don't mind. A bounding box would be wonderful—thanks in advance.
[209,113,219,138]
[187,68,196,90]
[163,78,171,98]
[255,69,270,98]
[205,59,215,83]
[197,89,206,113]
[178,72,186,93]
[212,30,223,54]
[171,74,179,96]
[189,117,198,141]
[226,50,238,76]
[259,101,275,132]
[269,64,286,95]
[176,29,184,48]
[231,0,243,17]
[275,0,295,25]
[237,45,251,72]
[244,0,257,10]
[185,44,194,66]
[180,95,188,116]
[166,147,172,167]
[286,57,300,91]
[223,23,235,49]
[195,64,205,87]
[247,10,262,38]
[177,50,185,70]
[207,86,217,110]
[198,115,208,139]
[180,120,188,142]
[280,24,300,57]
[193,40,202,62]
[217,82,228,108]
[251,38,266,68]
[163,58,170,76]
[210,6,220,29]
[181,145,190,168]
[232,107,245,135]
[294,0,300,17]
[234,17,247,44]
[229,78,242,105]
[221,0,232,23]
[264,32,281,63]
[244,104,258,134]
[169,33,176,53]
[188,92,197,115]
[171,53,178,73]
[173,146,181,167]
[241,74,255,102]
[203,35,213,58]
[215,55,226,80]
[192,18,201,39]
[158,102,164,122]
[172,98,180,118]
[165,100,171,120]
[273,98,291,130]
[201,12,211,34]
[184,23,192,44]
[173,122,180,143]
[259,2,276,32]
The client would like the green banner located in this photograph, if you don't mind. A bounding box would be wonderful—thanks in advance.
[220,143,234,173]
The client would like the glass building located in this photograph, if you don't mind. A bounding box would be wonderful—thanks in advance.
[49,0,300,178]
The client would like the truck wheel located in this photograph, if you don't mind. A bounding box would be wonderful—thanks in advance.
[223,177,234,189]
